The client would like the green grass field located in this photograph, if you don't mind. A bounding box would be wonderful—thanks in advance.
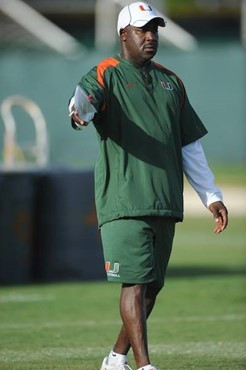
[0,217,245,370]
[210,163,246,186]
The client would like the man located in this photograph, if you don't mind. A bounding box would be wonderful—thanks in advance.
[68,2,228,369]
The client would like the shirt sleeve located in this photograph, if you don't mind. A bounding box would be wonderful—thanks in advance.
[182,140,223,208]
[68,65,105,129]
[178,80,208,146]
[78,66,105,113]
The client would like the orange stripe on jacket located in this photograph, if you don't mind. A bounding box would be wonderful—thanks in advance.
[97,57,120,87]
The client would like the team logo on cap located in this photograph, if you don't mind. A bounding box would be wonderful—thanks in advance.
[139,4,152,11]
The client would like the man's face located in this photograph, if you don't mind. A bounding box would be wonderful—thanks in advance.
[121,19,159,65]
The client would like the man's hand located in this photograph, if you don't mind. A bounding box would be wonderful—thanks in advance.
[208,201,228,234]
[70,105,88,127]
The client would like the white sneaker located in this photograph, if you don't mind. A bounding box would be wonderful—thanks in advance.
[100,356,132,370]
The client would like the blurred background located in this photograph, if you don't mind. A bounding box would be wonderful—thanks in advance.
[0,0,245,285]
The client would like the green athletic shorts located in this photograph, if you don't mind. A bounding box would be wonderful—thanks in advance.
[100,217,175,290]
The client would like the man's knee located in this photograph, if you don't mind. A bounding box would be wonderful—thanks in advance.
[121,281,162,298]
[122,283,146,292]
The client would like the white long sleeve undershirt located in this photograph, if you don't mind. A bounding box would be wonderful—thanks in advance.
[68,94,223,208]
[182,140,223,208]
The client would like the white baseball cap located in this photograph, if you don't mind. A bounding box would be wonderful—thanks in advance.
[117,2,165,35]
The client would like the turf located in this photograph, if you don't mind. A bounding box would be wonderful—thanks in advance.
[209,163,246,186]
[0,217,245,370]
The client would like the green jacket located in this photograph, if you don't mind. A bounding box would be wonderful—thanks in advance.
[76,55,207,226]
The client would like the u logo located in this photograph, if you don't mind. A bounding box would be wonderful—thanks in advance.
[139,5,152,11]
[105,262,120,274]
[161,81,173,91]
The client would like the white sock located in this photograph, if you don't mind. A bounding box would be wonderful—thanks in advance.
[137,365,156,370]
[107,350,127,365]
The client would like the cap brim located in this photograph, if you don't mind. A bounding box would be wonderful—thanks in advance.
[132,16,165,28]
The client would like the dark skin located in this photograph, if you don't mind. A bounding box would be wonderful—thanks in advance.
[71,20,228,368]
[209,201,228,234]
[119,20,159,66]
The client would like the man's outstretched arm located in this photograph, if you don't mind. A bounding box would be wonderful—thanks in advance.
[68,85,97,129]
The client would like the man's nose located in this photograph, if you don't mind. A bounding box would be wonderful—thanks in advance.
[145,31,157,40]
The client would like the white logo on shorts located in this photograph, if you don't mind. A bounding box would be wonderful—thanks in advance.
[105,262,120,278]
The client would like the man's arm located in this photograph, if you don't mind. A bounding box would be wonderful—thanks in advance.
[68,85,98,129]
[68,63,106,129]
[182,140,228,233]
[68,97,86,129]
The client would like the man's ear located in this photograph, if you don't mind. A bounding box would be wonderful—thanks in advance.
[120,28,127,41]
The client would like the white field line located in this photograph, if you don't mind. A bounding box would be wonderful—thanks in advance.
[149,342,246,358]
[0,342,245,362]
[0,293,54,303]
[184,185,246,216]
[0,314,245,330]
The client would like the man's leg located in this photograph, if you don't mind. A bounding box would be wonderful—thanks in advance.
[113,282,158,356]
[100,217,174,367]
[112,282,159,368]
[119,283,149,368]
